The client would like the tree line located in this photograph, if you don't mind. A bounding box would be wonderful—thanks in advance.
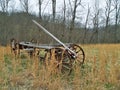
[0,0,120,45]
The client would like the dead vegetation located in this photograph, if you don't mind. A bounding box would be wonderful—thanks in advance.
[0,44,120,90]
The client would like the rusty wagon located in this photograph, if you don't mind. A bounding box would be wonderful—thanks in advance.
[10,20,85,75]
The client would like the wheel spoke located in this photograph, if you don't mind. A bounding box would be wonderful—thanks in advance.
[62,64,71,70]
[69,44,85,65]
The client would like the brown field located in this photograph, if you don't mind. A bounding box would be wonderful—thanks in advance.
[0,44,120,90]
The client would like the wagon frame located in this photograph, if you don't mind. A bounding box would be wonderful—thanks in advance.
[10,20,85,75]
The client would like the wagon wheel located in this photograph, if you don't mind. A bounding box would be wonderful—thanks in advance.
[43,48,72,75]
[69,44,85,65]
[10,38,18,55]
[55,48,72,75]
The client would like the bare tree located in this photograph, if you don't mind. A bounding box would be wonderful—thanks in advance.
[38,0,43,19]
[0,0,11,12]
[105,0,113,28]
[68,0,82,42]
[19,0,29,13]
[82,4,90,43]
[51,0,56,22]
[89,0,100,43]
[60,0,66,41]
[63,0,66,24]
[103,0,114,42]
[113,0,120,42]
[114,0,120,25]
[89,11,99,43]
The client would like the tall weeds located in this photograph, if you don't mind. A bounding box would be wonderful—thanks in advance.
[0,44,120,90]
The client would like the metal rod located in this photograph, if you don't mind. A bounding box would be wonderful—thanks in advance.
[32,20,76,57]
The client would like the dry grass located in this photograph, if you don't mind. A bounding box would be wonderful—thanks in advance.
[0,44,120,90]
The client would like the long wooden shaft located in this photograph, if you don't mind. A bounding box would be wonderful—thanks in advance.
[32,20,76,57]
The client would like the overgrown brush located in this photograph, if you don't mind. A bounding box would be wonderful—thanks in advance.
[0,44,120,90]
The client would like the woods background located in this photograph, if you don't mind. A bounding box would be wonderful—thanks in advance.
[0,0,120,45]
